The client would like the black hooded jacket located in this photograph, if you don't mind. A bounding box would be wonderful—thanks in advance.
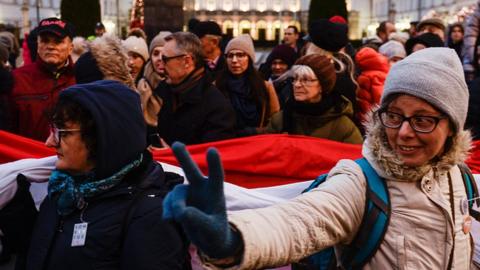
[26,81,191,270]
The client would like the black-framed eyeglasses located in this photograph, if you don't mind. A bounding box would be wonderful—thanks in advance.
[49,125,81,145]
[161,54,187,63]
[378,110,447,133]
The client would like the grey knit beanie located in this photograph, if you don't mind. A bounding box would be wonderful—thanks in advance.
[122,36,149,61]
[379,40,406,60]
[381,47,469,132]
[149,31,171,55]
[225,34,255,61]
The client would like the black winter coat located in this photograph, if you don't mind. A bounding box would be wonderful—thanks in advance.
[26,160,191,270]
[155,77,236,145]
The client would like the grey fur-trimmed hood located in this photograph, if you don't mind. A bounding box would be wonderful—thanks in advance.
[88,35,135,89]
[361,110,472,181]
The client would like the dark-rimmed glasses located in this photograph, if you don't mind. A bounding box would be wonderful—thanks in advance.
[225,52,248,59]
[49,125,81,145]
[161,54,186,63]
[378,110,447,133]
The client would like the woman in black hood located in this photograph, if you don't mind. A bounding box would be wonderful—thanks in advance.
[25,80,191,270]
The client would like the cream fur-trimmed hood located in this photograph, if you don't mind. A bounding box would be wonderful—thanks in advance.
[88,35,135,89]
[361,110,472,181]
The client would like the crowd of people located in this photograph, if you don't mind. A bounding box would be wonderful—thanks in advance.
[0,2,480,269]
[0,13,479,145]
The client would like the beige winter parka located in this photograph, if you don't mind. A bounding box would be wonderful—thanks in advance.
[205,116,475,270]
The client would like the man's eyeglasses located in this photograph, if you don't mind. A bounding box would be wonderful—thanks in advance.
[292,78,318,86]
[50,126,81,145]
[161,54,186,63]
[226,52,248,59]
[378,110,447,133]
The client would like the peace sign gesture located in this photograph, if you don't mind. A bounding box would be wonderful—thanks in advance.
[163,142,242,259]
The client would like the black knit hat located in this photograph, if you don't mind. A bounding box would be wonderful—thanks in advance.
[267,44,297,67]
[309,19,348,52]
[192,21,222,38]
[75,51,104,84]
[405,32,444,55]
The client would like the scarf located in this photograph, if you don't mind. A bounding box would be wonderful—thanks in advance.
[282,92,340,133]
[143,61,165,90]
[48,154,143,216]
[227,75,260,128]
[170,67,205,111]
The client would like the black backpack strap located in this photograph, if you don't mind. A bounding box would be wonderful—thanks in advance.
[341,158,391,270]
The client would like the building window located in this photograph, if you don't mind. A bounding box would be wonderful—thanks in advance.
[239,0,249,11]
[206,0,216,11]
[257,0,267,12]
[273,0,282,11]
[289,0,298,12]
[223,0,233,11]
[239,20,251,35]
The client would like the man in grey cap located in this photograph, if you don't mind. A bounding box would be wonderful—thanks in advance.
[416,17,446,41]
[8,17,76,141]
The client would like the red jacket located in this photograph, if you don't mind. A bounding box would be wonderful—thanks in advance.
[9,59,76,141]
[355,47,389,123]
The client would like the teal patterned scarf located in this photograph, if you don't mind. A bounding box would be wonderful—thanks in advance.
[48,154,143,216]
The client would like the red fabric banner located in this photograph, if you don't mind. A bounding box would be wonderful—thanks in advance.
[1,130,479,188]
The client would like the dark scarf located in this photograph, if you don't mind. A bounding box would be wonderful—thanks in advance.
[227,75,260,128]
[170,67,205,111]
[48,154,144,216]
[282,92,341,133]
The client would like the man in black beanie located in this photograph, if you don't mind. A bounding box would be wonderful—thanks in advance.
[192,21,226,80]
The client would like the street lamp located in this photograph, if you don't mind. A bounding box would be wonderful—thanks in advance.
[36,0,40,24]
[117,0,120,36]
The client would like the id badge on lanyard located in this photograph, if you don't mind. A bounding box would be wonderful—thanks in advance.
[71,203,89,247]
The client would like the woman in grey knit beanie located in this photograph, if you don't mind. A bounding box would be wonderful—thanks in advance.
[162,47,477,269]
[136,31,171,146]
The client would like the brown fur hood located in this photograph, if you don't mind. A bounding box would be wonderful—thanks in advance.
[88,35,135,89]
[361,110,472,181]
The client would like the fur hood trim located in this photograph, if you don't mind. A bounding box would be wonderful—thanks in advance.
[89,35,135,89]
[362,110,472,181]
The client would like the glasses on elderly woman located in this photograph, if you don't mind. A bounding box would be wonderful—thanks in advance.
[49,125,81,145]
[378,110,447,133]
[292,78,318,86]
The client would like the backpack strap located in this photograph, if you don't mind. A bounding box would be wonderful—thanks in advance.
[458,164,480,221]
[340,158,391,270]
[302,174,329,193]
